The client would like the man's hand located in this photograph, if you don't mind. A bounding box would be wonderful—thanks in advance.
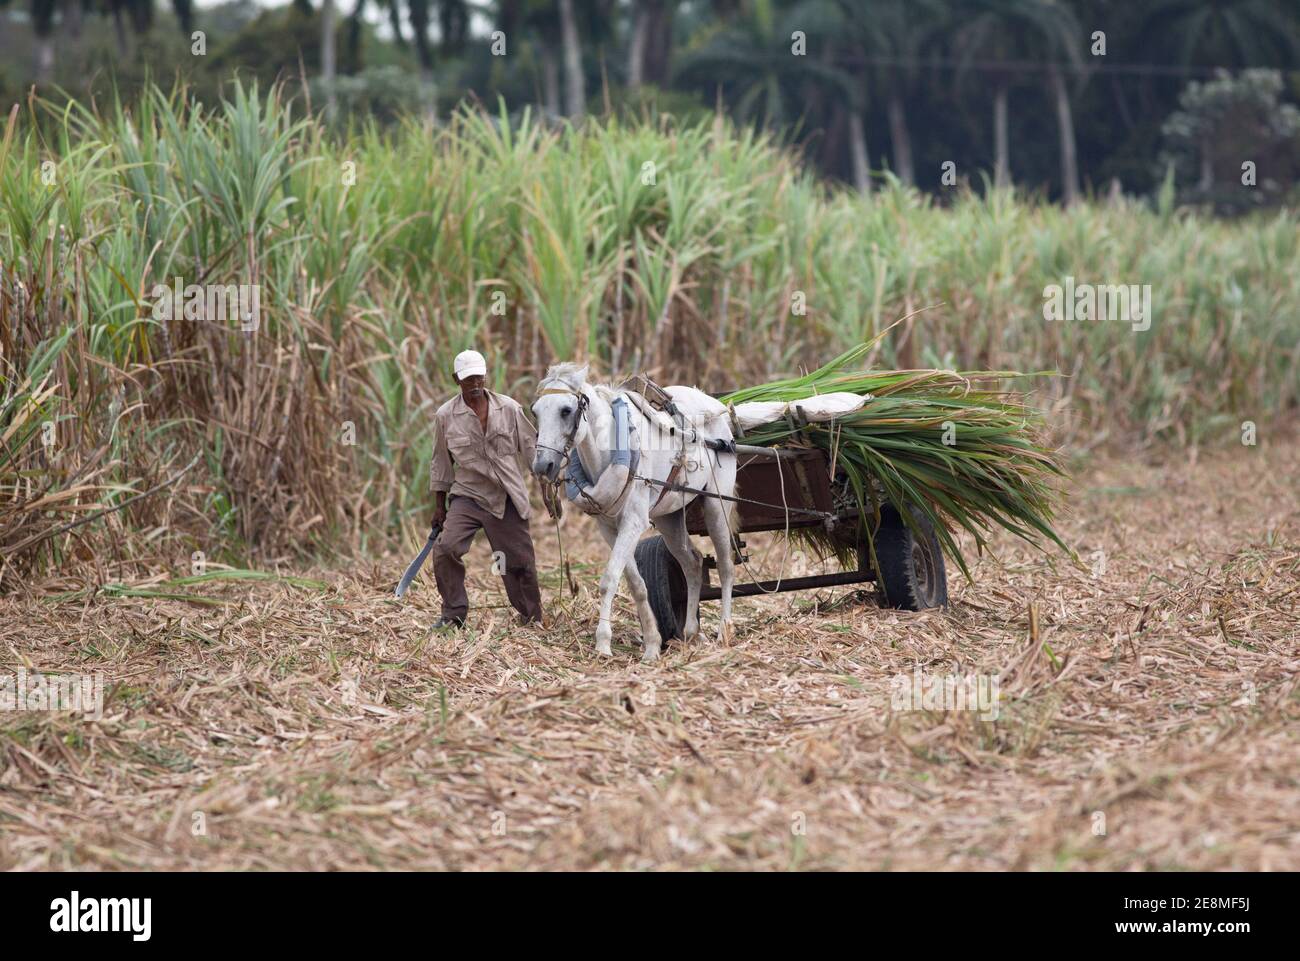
[433,492,447,529]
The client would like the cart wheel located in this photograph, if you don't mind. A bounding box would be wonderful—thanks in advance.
[634,534,692,641]
[870,506,949,611]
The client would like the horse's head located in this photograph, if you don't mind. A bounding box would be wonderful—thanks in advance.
[531,362,591,482]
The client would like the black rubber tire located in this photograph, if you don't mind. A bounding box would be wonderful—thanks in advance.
[634,535,690,641]
[870,506,949,611]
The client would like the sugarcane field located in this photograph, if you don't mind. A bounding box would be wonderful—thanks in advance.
[1,0,1298,921]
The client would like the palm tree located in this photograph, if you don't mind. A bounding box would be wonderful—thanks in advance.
[807,0,872,192]
[676,0,847,132]
[952,0,1083,202]
[678,1,867,189]
[857,0,942,187]
[1139,0,1300,68]
[627,0,677,90]
[406,0,435,82]
[29,0,58,83]
[952,0,1023,191]
[329,0,472,120]
[322,0,337,119]
[815,0,941,187]
[459,0,607,120]
[405,0,473,118]
[677,0,861,186]
[557,0,585,115]
[489,0,564,117]
[1037,1,1085,204]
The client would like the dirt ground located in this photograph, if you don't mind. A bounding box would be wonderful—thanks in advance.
[1,437,1297,871]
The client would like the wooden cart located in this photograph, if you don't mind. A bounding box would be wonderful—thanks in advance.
[633,443,949,640]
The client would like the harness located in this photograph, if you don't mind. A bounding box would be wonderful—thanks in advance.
[536,384,641,517]
[536,377,836,526]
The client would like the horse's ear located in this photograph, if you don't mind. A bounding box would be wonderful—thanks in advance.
[575,364,590,386]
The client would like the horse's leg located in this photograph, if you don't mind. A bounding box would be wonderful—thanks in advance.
[614,504,663,661]
[654,508,702,642]
[622,554,663,663]
[595,515,663,662]
[701,496,736,643]
[594,511,649,658]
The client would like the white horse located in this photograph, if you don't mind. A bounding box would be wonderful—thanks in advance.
[530,363,737,662]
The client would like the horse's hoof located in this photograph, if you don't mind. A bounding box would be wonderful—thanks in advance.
[640,648,660,664]
[715,622,735,645]
[595,622,613,657]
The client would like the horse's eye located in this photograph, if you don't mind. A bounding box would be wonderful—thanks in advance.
[560,407,572,418]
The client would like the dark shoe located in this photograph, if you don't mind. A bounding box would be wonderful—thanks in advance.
[432,615,465,630]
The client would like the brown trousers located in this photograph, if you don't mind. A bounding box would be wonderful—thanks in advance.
[432,495,543,623]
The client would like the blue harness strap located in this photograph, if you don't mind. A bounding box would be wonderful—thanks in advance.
[564,455,592,501]
[563,395,639,502]
[609,396,640,471]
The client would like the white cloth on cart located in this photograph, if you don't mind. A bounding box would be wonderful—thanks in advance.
[731,391,869,431]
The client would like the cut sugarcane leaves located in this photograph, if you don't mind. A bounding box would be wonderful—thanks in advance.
[722,342,1070,579]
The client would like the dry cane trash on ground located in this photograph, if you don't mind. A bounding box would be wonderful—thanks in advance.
[0,439,1296,871]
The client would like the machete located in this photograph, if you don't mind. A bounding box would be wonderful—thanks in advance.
[395,519,442,598]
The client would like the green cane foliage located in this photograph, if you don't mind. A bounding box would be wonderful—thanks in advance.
[1,79,1296,583]
[722,341,1071,578]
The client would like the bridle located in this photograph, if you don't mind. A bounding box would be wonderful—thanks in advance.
[533,384,589,468]
[533,383,640,517]
[535,383,606,517]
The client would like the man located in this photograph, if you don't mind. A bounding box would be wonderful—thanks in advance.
[429,349,544,629]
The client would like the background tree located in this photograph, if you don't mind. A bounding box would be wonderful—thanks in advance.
[322,0,337,118]
[1039,0,1085,204]
[31,0,58,83]
[557,0,585,115]
[2,0,1298,203]
[1140,0,1300,69]
[953,0,1084,199]
[812,0,945,187]
[1160,68,1300,212]
[676,0,845,133]
[627,0,677,90]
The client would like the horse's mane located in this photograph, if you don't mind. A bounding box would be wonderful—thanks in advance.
[539,363,623,406]
[539,362,591,392]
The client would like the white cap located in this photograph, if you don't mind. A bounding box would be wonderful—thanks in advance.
[453,349,487,381]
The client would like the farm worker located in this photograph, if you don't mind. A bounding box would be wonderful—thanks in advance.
[429,349,544,629]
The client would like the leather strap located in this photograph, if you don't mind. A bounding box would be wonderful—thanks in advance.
[652,458,684,512]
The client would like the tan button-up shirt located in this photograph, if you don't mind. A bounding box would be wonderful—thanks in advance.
[430,390,538,520]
